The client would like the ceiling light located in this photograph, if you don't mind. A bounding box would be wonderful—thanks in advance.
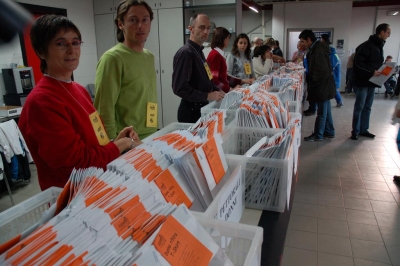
[249,6,259,13]
[243,1,259,13]
[387,10,399,16]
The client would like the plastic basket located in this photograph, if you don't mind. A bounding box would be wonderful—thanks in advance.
[200,101,237,126]
[289,101,301,113]
[142,122,194,143]
[220,127,293,212]
[0,187,62,244]
[194,213,263,266]
[190,156,245,223]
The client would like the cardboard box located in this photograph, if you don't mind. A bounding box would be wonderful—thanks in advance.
[0,106,22,117]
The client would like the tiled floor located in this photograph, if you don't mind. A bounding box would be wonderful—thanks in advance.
[1,93,400,266]
[282,93,400,266]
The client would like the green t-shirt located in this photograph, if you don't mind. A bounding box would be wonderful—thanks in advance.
[95,43,157,140]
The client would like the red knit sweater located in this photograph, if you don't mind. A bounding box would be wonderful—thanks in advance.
[19,76,120,190]
[207,49,241,93]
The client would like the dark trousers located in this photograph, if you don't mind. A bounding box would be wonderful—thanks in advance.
[177,99,208,123]
[346,68,354,93]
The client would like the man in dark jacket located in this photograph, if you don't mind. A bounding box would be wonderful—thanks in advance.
[351,23,391,140]
[299,29,336,141]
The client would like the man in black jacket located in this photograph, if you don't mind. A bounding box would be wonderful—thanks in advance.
[351,23,391,140]
[300,29,336,141]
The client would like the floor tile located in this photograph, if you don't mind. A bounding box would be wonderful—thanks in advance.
[386,245,400,265]
[348,222,383,243]
[343,187,369,199]
[318,218,349,237]
[318,234,353,257]
[339,170,362,179]
[360,173,386,183]
[318,176,341,187]
[318,252,354,266]
[370,200,400,214]
[296,183,319,194]
[350,239,391,264]
[318,185,343,196]
[367,190,396,203]
[363,181,391,192]
[375,212,400,229]
[318,205,347,221]
[318,194,344,207]
[344,198,373,211]
[380,226,400,246]
[294,192,318,205]
[288,215,318,233]
[353,258,391,266]
[345,209,378,226]
[281,247,317,266]
[285,229,317,251]
[387,183,400,193]
[291,202,318,218]
[341,178,365,189]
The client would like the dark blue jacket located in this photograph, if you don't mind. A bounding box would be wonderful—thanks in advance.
[329,46,341,88]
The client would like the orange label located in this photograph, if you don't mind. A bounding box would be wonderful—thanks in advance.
[202,137,225,184]
[154,168,192,208]
[153,216,212,266]
[206,120,216,139]
[217,112,224,133]
[381,66,392,76]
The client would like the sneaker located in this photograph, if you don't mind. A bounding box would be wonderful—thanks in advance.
[304,134,323,142]
[323,134,335,139]
[336,102,344,107]
[359,131,375,138]
[303,110,316,116]
[393,175,400,182]
[350,134,358,140]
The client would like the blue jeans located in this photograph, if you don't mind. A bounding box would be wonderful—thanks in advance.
[335,89,343,104]
[384,77,396,94]
[314,100,335,139]
[352,86,375,135]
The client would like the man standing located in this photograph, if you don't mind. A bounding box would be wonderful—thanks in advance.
[172,14,225,123]
[299,29,336,141]
[351,23,391,140]
[94,0,157,140]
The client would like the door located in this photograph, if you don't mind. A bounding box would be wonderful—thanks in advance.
[158,8,184,126]
[93,0,114,15]
[94,14,116,60]
[145,11,163,128]
[146,0,159,10]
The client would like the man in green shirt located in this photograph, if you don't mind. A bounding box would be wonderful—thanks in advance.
[94,0,157,140]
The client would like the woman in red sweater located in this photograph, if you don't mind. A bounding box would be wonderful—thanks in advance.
[19,15,140,190]
[207,27,250,93]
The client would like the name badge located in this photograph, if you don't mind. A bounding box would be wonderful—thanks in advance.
[204,62,213,80]
[146,102,158,128]
[244,62,252,75]
[89,111,110,146]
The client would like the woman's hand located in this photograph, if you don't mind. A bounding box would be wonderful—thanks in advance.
[115,126,139,141]
[114,137,142,154]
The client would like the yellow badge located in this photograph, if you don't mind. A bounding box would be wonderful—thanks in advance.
[89,111,110,146]
[204,62,213,80]
[146,102,158,128]
[244,62,252,75]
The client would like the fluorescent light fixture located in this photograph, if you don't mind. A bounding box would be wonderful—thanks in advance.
[249,6,259,13]
[243,1,259,13]
[387,10,399,16]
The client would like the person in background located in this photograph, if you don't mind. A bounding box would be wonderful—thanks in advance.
[226,33,255,84]
[272,40,283,57]
[291,41,306,64]
[383,55,397,98]
[94,0,157,140]
[321,34,343,107]
[207,27,247,93]
[264,37,275,47]
[299,29,336,141]
[172,13,225,123]
[345,52,355,95]
[251,36,263,58]
[19,15,139,191]
[252,45,273,78]
[351,23,391,140]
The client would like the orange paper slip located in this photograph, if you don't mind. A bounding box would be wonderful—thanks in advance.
[202,137,226,184]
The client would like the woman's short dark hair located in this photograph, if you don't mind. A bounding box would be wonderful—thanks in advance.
[299,29,316,43]
[254,45,271,58]
[30,15,81,74]
[211,27,231,49]
[231,33,251,60]
[115,0,154,43]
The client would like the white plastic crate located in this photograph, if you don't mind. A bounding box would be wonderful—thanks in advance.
[289,101,301,113]
[0,187,62,244]
[200,101,237,126]
[142,122,193,143]
[190,156,245,223]
[194,213,263,266]
[220,127,293,212]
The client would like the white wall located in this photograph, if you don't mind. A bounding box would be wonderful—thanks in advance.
[375,5,400,63]
[241,10,272,41]
[348,6,375,55]
[0,0,97,105]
